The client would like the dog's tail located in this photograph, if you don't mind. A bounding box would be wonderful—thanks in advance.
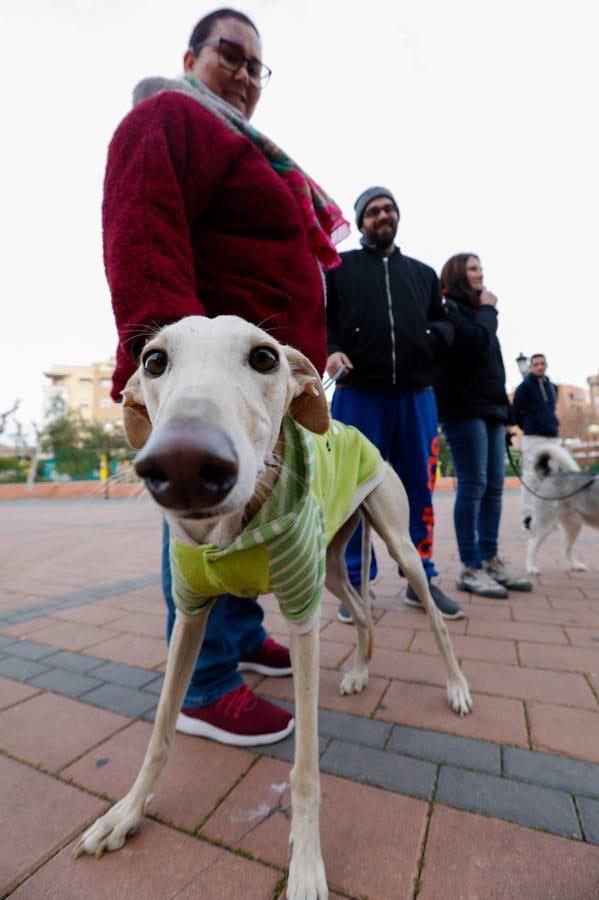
[360,519,374,663]
[533,444,580,479]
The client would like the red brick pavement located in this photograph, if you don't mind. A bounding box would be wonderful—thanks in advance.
[1,492,598,897]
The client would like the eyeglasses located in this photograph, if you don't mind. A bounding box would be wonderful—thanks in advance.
[193,37,272,87]
[363,203,397,219]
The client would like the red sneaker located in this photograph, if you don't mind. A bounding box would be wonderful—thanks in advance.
[238,636,292,676]
[176,684,294,746]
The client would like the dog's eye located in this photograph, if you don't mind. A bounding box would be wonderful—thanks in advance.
[143,350,168,377]
[250,346,279,373]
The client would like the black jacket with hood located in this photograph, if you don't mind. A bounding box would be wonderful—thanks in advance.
[512,373,559,436]
[432,294,510,423]
[325,245,454,389]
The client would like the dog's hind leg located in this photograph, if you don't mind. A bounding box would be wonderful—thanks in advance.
[287,619,328,900]
[73,608,210,859]
[526,518,556,574]
[560,516,588,571]
[325,511,373,695]
[363,467,472,715]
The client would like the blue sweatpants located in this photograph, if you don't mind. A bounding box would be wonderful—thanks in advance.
[162,522,267,708]
[331,385,440,587]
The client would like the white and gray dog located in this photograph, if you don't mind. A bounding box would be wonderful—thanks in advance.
[526,443,598,574]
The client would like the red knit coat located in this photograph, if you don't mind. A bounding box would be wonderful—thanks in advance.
[103,91,327,400]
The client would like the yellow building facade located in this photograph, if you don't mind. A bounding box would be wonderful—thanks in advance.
[43,360,120,425]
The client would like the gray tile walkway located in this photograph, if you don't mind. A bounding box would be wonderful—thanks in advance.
[1,633,599,847]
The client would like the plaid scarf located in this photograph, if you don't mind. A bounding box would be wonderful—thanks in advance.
[133,75,348,269]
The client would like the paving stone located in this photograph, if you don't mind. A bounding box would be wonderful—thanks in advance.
[202,756,428,900]
[0,755,107,896]
[261,666,389,718]
[578,796,599,844]
[0,655,50,681]
[82,682,158,718]
[248,731,329,763]
[141,674,165,695]
[30,621,121,651]
[0,692,129,772]
[436,765,581,838]
[62,721,255,833]
[528,701,599,764]
[28,668,104,699]
[3,639,59,661]
[420,804,599,900]
[317,707,393,749]
[38,650,107,673]
[9,819,279,900]
[320,738,436,800]
[89,660,158,689]
[504,746,599,799]
[376,679,528,747]
[89,633,167,669]
[388,724,501,774]
[0,675,41,710]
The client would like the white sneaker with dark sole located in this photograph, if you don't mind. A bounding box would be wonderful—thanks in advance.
[456,567,508,599]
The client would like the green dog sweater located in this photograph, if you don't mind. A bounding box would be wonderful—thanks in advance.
[170,415,385,622]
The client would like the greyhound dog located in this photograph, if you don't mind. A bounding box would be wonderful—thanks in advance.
[74,315,471,899]
[526,443,598,575]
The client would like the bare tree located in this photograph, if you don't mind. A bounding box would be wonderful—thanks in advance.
[0,400,20,436]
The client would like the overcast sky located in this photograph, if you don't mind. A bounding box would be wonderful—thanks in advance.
[2,0,598,436]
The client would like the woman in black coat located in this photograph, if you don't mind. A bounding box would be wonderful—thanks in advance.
[434,253,531,598]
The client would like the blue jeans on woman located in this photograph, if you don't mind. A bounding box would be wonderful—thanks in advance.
[442,418,505,569]
[161,522,267,708]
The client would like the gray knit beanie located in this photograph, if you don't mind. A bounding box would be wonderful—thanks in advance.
[354,186,399,228]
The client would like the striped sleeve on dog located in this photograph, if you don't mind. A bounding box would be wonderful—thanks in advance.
[170,416,385,621]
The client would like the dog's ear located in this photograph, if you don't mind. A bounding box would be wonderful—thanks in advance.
[122,370,152,449]
[284,347,330,435]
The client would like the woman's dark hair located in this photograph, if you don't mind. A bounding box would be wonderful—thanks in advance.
[189,8,260,54]
[440,253,481,309]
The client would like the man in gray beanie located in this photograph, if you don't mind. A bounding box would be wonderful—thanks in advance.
[326,187,463,620]
[354,186,399,229]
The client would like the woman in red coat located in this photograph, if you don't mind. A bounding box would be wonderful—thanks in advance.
[103,7,346,745]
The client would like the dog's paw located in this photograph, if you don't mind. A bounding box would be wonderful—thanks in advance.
[287,851,328,899]
[447,675,473,716]
[339,667,369,695]
[526,564,541,575]
[72,794,151,859]
[570,560,589,572]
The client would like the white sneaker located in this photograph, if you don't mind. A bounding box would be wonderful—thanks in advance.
[484,556,533,592]
[456,566,508,599]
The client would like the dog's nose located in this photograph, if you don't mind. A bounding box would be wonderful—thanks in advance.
[134,421,239,511]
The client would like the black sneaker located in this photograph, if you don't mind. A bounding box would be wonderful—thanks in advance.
[405,582,465,620]
[337,603,353,624]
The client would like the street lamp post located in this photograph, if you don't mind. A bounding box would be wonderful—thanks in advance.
[516,353,529,379]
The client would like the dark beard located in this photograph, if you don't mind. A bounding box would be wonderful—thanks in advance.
[363,221,398,252]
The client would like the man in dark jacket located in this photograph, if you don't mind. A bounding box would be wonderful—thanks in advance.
[512,353,560,529]
[326,187,463,619]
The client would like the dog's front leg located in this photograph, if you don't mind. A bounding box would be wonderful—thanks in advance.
[73,608,210,859]
[287,618,328,900]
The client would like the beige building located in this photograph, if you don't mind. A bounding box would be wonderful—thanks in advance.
[43,360,121,425]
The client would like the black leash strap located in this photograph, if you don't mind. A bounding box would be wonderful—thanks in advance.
[505,438,597,502]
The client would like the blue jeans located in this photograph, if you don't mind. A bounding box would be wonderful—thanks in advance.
[442,419,505,568]
[331,385,440,588]
[162,522,267,707]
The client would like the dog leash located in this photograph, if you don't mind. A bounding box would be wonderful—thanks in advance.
[322,364,347,391]
[505,436,597,501]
